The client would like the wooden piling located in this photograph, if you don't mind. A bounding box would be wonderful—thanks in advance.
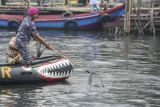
[151,0,156,35]
[137,0,144,35]
[124,0,132,35]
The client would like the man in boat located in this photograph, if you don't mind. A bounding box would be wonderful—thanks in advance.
[99,0,108,11]
[89,0,100,13]
[15,6,53,66]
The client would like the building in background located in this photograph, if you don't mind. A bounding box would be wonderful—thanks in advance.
[0,0,159,7]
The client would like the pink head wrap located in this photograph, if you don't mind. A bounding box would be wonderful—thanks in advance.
[27,7,39,16]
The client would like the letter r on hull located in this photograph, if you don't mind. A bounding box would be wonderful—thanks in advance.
[1,67,11,78]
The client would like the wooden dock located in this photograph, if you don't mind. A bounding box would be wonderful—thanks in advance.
[0,5,90,14]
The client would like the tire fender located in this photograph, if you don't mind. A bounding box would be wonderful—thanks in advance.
[62,11,73,18]
[100,14,112,23]
[8,19,20,28]
[64,20,78,29]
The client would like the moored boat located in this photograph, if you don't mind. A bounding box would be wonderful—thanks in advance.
[0,55,73,84]
[0,4,125,30]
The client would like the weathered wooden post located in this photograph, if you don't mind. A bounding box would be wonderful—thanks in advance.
[137,0,144,35]
[124,0,132,35]
[137,0,141,17]
[151,0,156,35]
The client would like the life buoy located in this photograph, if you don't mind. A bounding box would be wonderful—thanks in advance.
[99,14,112,23]
[64,20,78,29]
[8,19,20,28]
[62,11,73,18]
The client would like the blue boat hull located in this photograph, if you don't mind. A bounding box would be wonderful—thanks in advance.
[0,5,125,30]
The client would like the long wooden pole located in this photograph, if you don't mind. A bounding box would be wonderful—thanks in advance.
[151,0,155,35]
[137,0,141,17]
[124,0,132,35]
[137,0,144,35]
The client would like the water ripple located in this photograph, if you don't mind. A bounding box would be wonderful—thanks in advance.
[0,30,160,107]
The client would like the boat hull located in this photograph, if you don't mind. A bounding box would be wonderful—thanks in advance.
[0,56,73,84]
[0,4,125,30]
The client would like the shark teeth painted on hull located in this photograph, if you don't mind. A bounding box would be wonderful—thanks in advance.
[37,59,73,78]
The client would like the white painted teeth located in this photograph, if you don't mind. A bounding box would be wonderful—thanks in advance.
[37,59,72,78]
[65,60,70,66]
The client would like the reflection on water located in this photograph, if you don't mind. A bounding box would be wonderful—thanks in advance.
[0,29,160,107]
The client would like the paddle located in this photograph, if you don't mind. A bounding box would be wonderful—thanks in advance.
[50,46,104,87]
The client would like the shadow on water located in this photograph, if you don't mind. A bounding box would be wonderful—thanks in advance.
[0,29,160,107]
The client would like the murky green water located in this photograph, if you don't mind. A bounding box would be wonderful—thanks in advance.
[0,29,160,107]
